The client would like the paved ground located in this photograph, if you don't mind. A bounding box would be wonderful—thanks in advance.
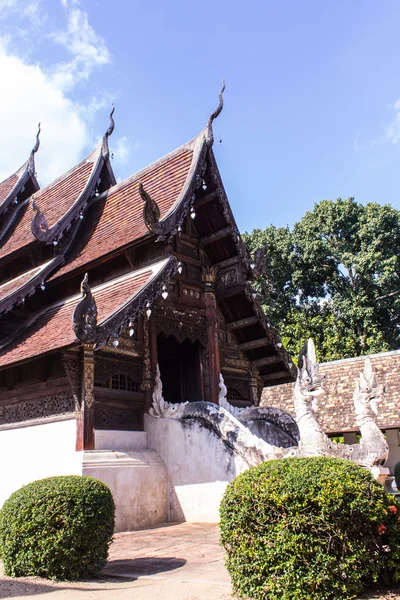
[0,522,399,599]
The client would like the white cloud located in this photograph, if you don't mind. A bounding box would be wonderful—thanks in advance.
[112,136,135,166]
[0,0,17,12]
[386,100,400,144]
[0,1,115,186]
[0,40,88,184]
[50,5,111,91]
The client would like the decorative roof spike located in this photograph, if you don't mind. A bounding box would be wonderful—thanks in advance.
[139,182,162,235]
[27,122,41,176]
[205,79,226,148]
[31,196,49,240]
[73,272,98,342]
[101,104,115,158]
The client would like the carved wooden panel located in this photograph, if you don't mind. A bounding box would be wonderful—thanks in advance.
[0,392,75,425]
[94,357,142,386]
[95,405,142,431]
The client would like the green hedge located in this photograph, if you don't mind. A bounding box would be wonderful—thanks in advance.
[394,461,400,491]
[0,476,115,580]
[220,457,400,600]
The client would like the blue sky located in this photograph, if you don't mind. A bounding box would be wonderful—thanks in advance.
[1,0,400,233]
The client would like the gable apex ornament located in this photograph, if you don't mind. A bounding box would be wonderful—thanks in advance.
[205,79,226,148]
[27,122,41,176]
[101,104,115,159]
[73,273,98,342]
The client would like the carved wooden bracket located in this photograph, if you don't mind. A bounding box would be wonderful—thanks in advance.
[72,273,98,343]
[139,182,163,236]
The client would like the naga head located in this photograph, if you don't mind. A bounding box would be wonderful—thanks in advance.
[354,357,384,416]
[296,339,325,412]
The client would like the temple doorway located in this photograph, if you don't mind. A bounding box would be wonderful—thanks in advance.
[157,333,203,404]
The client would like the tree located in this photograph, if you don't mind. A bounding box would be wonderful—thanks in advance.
[243,198,400,362]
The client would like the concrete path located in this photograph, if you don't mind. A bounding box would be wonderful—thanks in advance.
[0,522,399,599]
[0,523,233,599]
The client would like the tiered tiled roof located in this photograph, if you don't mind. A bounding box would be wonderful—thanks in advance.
[0,124,41,221]
[0,146,105,261]
[0,99,295,384]
[0,259,172,368]
[0,173,19,206]
[52,136,200,281]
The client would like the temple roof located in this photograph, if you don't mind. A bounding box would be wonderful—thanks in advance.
[0,126,41,245]
[0,258,61,315]
[0,125,40,217]
[0,144,111,262]
[0,258,175,369]
[52,134,203,281]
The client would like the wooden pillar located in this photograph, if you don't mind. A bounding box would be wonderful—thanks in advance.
[248,365,260,406]
[82,344,95,450]
[141,311,153,414]
[202,266,220,404]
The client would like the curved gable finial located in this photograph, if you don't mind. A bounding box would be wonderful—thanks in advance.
[139,182,162,235]
[102,104,115,158]
[31,196,49,239]
[205,79,226,148]
[28,122,41,176]
[73,273,98,342]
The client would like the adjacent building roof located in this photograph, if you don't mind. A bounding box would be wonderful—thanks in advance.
[261,350,400,432]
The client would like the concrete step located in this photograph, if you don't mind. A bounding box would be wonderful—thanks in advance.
[82,449,168,532]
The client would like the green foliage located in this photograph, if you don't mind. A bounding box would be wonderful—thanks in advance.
[220,457,400,600]
[243,198,400,361]
[394,461,400,490]
[0,476,115,580]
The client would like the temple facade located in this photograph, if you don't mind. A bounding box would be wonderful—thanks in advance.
[0,90,296,523]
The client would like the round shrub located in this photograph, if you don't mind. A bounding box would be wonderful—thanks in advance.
[0,475,115,580]
[394,461,400,490]
[220,457,400,600]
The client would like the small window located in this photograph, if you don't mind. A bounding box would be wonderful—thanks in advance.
[227,387,244,402]
[95,374,138,392]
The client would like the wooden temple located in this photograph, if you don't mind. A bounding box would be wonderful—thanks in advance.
[0,87,296,452]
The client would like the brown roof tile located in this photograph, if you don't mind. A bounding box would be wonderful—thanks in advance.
[52,140,197,281]
[0,153,98,262]
[0,264,45,303]
[0,173,19,206]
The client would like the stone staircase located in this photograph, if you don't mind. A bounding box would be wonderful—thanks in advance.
[82,431,168,532]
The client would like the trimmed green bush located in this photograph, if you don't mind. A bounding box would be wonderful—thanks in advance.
[394,461,400,490]
[220,457,400,600]
[0,476,115,580]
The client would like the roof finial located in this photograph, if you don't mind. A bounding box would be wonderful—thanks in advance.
[102,104,115,158]
[106,104,115,138]
[205,80,226,148]
[28,122,41,176]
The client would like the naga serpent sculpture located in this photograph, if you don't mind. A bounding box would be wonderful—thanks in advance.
[287,339,388,467]
[149,340,389,472]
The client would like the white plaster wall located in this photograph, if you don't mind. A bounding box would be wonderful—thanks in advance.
[386,429,400,473]
[0,418,82,508]
[144,414,249,523]
[95,430,148,451]
[82,450,168,532]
